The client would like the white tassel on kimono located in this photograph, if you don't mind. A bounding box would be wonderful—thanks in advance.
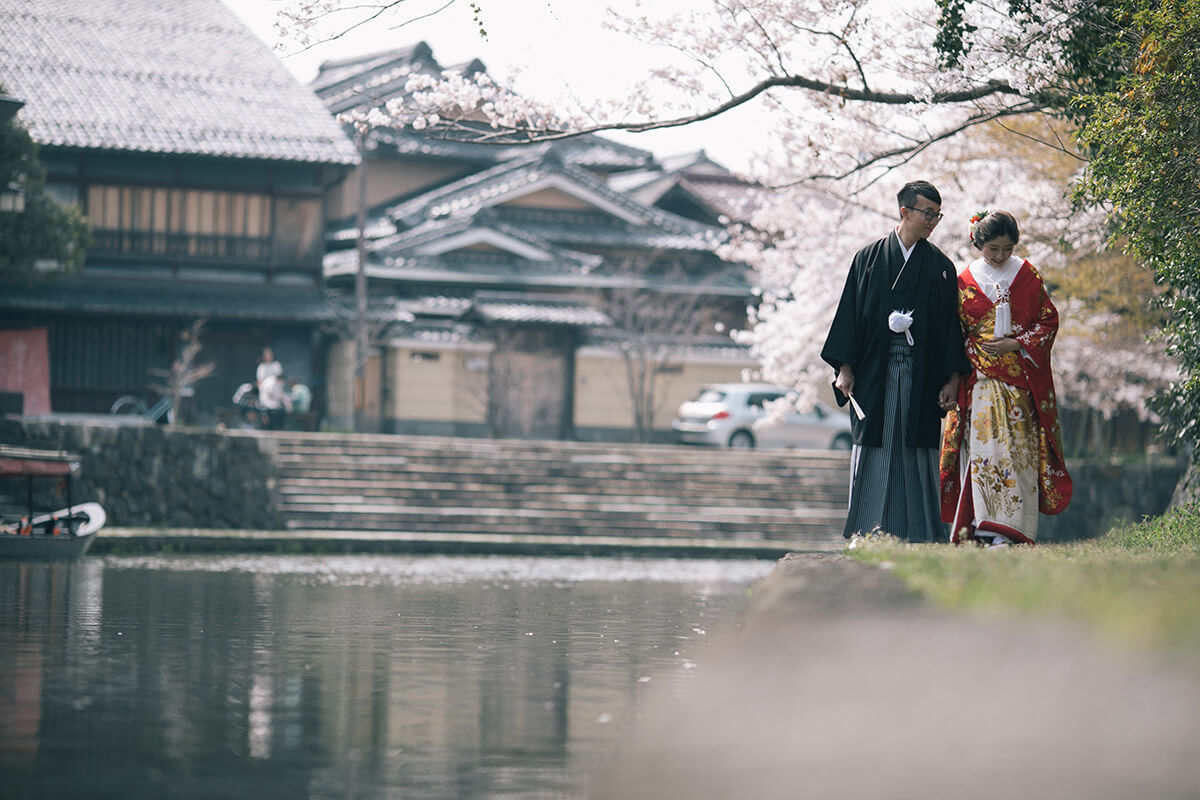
[994,281,1012,337]
[888,309,915,346]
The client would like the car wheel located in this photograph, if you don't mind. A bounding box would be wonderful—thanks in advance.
[728,430,755,449]
[831,433,853,451]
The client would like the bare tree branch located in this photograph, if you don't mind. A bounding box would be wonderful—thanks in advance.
[278,0,459,56]
[766,101,1046,191]
[783,7,871,92]
[991,113,1088,162]
[599,255,725,441]
[148,319,216,426]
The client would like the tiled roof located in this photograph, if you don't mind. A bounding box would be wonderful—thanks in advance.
[500,215,721,252]
[0,276,342,322]
[0,0,358,165]
[325,250,752,297]
[404,295,474,318]
[326,216,399,244]
[381,255,598,285]
[608,156,767,224]
[386,320,486,346]
[311,43,436,93]
[372,209,605,271]
[675,176,771,223]
[312,43,451,116]
[322,293,416,324]
[312,43,653,172]
[657,150,733,176]
[583,330,754,361]
[365,127,653,172]
[607,170,678,202]
[470,292,611,328]
[384,149,713,238]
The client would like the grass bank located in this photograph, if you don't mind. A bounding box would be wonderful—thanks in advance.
[846,503,1200,659]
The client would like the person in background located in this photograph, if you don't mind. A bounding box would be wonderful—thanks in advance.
[821,179,972,542]
[232,382,260,429]
[258,372,291,430]
[287,377,313,430]
[256,347,282,388]
[288,377,311,415]
[939,210,1073,546]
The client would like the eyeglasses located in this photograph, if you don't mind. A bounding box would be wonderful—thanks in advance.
[903,206,944,223]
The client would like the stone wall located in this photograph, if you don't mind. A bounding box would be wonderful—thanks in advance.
[0,419,282,530]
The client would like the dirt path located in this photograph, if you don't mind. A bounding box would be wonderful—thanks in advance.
[594,552,1200,799]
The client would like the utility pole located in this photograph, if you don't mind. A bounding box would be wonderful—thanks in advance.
[354,125,368,433]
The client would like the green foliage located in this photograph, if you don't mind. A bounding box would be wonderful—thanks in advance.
[1076,0,1200,450]
[1105,502,1200,552]
[0,112,90,283]
[933,0,977,68]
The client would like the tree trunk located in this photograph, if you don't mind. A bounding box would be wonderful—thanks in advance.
[1170,450,1199,508]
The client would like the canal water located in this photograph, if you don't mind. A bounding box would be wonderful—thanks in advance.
[0,554,773,799]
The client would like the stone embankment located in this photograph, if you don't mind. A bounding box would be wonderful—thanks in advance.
[0,418,279,530]
[0,418,1184,553]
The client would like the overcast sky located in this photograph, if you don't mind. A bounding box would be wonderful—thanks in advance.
[221,0,762,172]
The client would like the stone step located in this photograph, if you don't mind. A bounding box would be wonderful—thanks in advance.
[279,510,843,541]
[269,439,846,465]
[272,472,844,491]
[266,433,796,455]
[269,454,846,479]
[274,489,844,506]
[259,431,851,541]
[277,501,844,520]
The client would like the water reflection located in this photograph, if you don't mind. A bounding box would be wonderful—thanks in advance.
[0,555,770,799]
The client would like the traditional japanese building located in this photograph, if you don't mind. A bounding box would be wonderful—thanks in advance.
[312,45,763,440]
[0,0,359,420]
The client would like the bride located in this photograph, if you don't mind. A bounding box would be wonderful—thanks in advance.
[938,210,1073,546]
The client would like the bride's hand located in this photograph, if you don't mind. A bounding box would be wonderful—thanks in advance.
[980,336,1020,355]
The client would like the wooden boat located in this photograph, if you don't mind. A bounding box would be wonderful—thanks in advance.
[0,444,105,559]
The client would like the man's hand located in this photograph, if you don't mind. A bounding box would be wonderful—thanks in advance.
[938,374,960,411]
[834,364,855,398]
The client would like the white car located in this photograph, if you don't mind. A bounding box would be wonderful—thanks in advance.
[671,383,853,450]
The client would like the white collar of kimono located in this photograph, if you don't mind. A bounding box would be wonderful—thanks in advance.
[970,255,1022,302]
[893,228,916,264]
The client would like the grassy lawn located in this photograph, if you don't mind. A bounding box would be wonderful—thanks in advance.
[846,503,1200,660]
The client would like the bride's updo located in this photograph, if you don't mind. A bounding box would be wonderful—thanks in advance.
[970,210,1020,250]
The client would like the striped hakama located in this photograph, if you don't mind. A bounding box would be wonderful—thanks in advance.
[844,335,947,542]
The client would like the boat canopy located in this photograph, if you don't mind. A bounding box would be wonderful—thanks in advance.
[0,444,81,477]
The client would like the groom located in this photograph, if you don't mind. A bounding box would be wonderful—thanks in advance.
[820,180,970,542]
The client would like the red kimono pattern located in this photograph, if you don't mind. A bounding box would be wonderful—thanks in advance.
[939,260,1073,543]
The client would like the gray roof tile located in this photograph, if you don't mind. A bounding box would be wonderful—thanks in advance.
[0,0,359,165]
[383,150,713,239]
[470,292,611,328]
[312,44,653,172]
[0,276,340,321]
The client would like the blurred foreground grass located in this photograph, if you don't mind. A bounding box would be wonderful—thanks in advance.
[847,503,1200,659]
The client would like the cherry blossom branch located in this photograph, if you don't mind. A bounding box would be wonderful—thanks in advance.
[417,74,1025,144]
